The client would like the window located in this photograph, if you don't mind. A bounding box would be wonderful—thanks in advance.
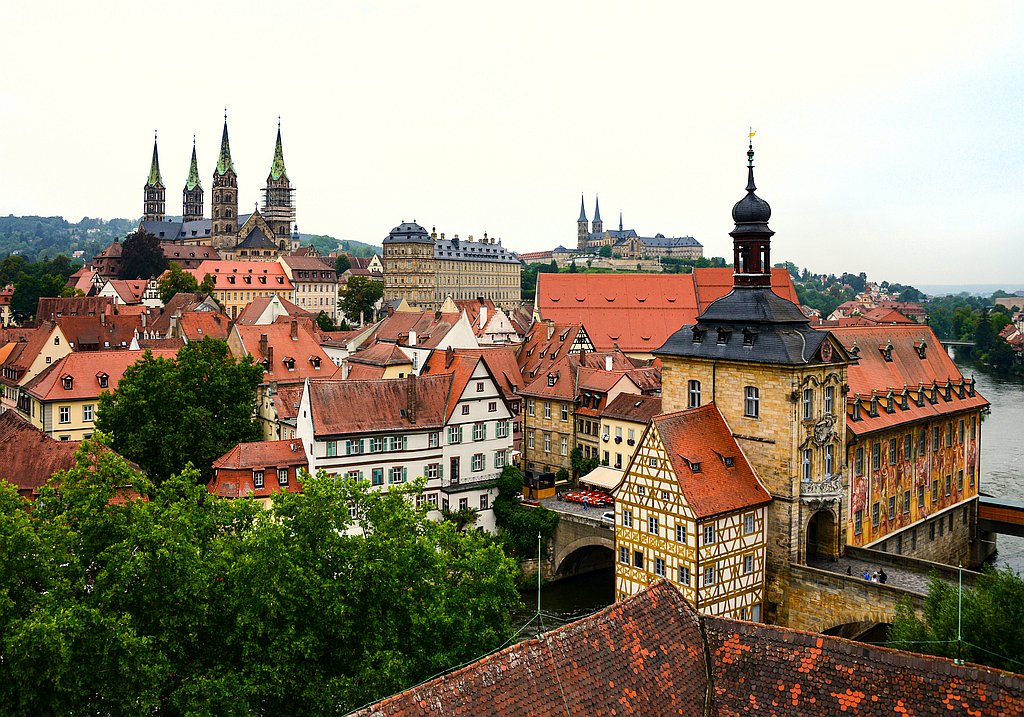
[369,437,384,453]
[871,443,880,471]
[945,474,951,496]
[958,470,964,491]
[633,551,644,569]
[388,436,407,451]
[854,510,863,535]
[744,386,759,418]
[425,463,441,480]
[801,449,812,481]
[918,485,925,508]
[888,438,897,465]
[932,426,940,451]
[619,547,629,564]
[429,432,439,448]
[527,431,535,449]
[543,402,551,419]
[461,405,470,415]
[744,514,756,534]
[654,557,666,577]
[803,388,813,420]
[527,399,535,416]
[560,404,568,421]
[253,470,264,488]
[82,404,94,422]
[704,565,716,586]
[543,433,551,453]
[743,554,754,574]
[872,502,879,527]
[472,453,484,472]
[855,447,864,476]
[932,479,938,503]
[703,525,715,545]
[448,425,463,444]
[904,434,913,460]
[904,489,911,514]
[389,466,407,484]
[647,457,658,468]
[946,422,953,448]
[888,496,896,521]
[628,428,635,443]
[678,566,691,585]
[372,468,384,486]
[496,420,509,438]
[488,401,497,412]
[929,522,936,540]
[459,498,469,511]
[824,386,834,415]
[676,524,687,543]
[473,422,486,441]
[278,468,289,486]
[622,509,633,528]
[918,430,927,455]
[476,381,484,392]
[648,516,658,535]
[688,380,701,408]
[494,450,506,468]
[345,439,364,456]
[59,406,70,424]
[614,453,622,469]
[824,444,834,477]
[959,419,965,444]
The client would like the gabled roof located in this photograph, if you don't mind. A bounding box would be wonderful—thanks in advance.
[4,322,60,372]
[24,349,178,401]
[36,296,115,322]
[236,227,278,250]
[212,439,306,471]
[235,295,312,325]
[66,268,99,295]
[103,279,148,304]
[601,393,663,424]
[187,260,293,291]
[0,411,80,497]
[649,404,771,519]
[280,254,335,272]
[178,312,231,341]
[357,311,466,351]
[517,321,590,380]
[520,354,578,401]
[306,374,454,436]
[348,341,412,367]
[234,320,332,380]
[57,314,141,350]
[422,347,523,402]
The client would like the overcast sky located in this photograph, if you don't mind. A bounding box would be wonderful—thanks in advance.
[1,1,1021,286]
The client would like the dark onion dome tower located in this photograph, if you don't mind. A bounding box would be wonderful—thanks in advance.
[211,111,239,249]
[143,131,166,222]
[262,118,296,247]
[655,142,833,365]
[577,194,589,250]
[182,137,204,223]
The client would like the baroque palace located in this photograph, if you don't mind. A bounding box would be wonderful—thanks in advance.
[612,144,987,624]
[139,114,297,261]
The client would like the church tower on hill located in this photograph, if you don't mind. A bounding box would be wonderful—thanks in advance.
[653,142,853,625]
[143,132,166,222]
[182,138,204,223]
[262,119,296,245]
[577,194,589,250]
[211,113,239,249]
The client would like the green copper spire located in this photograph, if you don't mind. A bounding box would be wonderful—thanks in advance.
[147,131,163,186]
[216,110,235,176]
[185,137,202,190]
[269,117,288,181]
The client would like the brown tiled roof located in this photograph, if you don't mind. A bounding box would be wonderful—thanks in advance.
[235,295,313,325]
[36,296,114,322]
[23,348,178,401]
[5,323,58,372]
[234,320,333,380]
[145,292,209,335]
[422,347,524,402]
[344,363,387,380]
[307,374,454,436]
[651,404,772,519]
[212,439,307,471]
[358,311,464,350]
[57,314,141,349]
[519,354,579,401]
[352,580,1024,716]
[136,337,184,350]
[0,327,36,345]
[351,580,710,717]
[517,321,588,380]
[601,393,663,423]
[271,383,305,421]
[104,279,148,304]
[348,341,412,367]
[280,255,336,272]
[178,312,231,341]
[0,411,79,497]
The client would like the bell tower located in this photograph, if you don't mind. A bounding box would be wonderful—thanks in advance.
[262,118,296,245]
[143,131,165,222]
[577,194,589,250]
[182,137,204,224]
[592,195,603,235]
[211,111,239,249]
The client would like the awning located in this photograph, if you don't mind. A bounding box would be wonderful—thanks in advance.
[580,465,623,491]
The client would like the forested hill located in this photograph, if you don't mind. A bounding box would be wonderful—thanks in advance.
[0,215,381,262]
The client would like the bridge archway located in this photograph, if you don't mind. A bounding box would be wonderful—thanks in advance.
[806,508,839,561]
[552,536,614,579]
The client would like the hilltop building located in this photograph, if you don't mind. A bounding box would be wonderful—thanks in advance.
[576,195,703,259]
[381,222,521,311]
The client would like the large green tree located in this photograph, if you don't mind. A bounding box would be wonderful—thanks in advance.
[339,274,383,324]
[156,262,199,304]
[888,567,1024,672]
[0,441,521,715]
[8,254,82,323]
[119,229,168,280]
[96,338,264,483]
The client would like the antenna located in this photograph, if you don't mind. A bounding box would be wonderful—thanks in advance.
[537,531,542,636]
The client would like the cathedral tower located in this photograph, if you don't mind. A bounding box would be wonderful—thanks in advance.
[577,194,589,250]
[592,195,603,235]
[143,132,165,222]
[182,137,204,223]
[211,112,239,249]
[262,119,295,247]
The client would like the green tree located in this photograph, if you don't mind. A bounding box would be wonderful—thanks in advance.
[96,338,264,483]
[888,567,1024,672]
[199,272,216,296]
[339,275,383,324]
[157,262,199,304]
[9,254,82,323]
[315,310,336,331]
[334,254,351,275]
[598,245,612,258]
[119,230,168,280]
[492,465,559,558]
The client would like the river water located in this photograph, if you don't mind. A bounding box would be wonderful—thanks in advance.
[515,353,1024,632]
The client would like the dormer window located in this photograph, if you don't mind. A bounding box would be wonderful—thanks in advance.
[852,400,861,421]
[869,395,879,417]
[915,340,927,359]
[260,276,267,284]
[62,376,73,390]
[691,462,702,473]
[283,357,296,371]
[880,341,893,362]
[692,327,704,344]
[723,456,734,468]
[547,373,556,387]
[886,391,895,413]
[716,328,731,345]
[97,373,109,389]
[742,328,757,346]
[309,356,321,369]
[228,276,235,284]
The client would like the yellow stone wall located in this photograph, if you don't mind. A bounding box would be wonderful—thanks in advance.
[522,396,573,475]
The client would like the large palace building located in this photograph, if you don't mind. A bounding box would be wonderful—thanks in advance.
[381,222,522,310]
[139,116,297,261]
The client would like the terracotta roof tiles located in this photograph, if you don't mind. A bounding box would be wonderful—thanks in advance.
[308,374,454,436]
[601,393,663,423]
[23,348,178,401]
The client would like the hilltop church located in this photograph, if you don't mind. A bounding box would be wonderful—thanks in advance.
[138,115,298,262]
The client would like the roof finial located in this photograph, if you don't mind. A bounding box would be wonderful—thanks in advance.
[746,128,757,192]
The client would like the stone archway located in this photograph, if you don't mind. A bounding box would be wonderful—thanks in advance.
[806,509,838,561]
[552,535,615,579]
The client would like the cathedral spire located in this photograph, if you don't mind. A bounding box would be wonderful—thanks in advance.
[619,211,623,232]
[216,110,235,176]
[592,195,603,234]
[578,194,588,222]
[147,131,163,187]
[182,136,204,223]
[185,137,201,191]
[269,117,288,181]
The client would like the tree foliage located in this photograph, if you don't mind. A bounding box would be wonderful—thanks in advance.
[5,254,82,323]
[339,275,383,324]
[888,567,1024,672]
[95,338,264,483]
[0,441,521,715]
[119,229,168,280]
[492,465,559,558]
[334,254,352,275]
[157,262,199,304]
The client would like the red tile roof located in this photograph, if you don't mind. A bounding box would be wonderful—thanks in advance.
[187,260,294,291]
[234,321,333,381]
[358,311,465,350]
[212,439,307,471]
[178,312,231,341]
[4,323,59,372]
[208,439,307,499]
[235,295,313,325]
[536,268,797,352]
[348,341,413,367]
[36,296,115,322]
[307,374,455,436]
[650,404,771,519]
[519,354,579,401]
[23,348,178,401]
[517,321,591,380]
[0,411,79,497]
[104,279,148,304]
[422,347,524,401]
[601,393,663,424]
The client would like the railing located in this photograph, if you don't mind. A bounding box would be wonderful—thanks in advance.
[448,470,502,488]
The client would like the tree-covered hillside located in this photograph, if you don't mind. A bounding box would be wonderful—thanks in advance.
[0,215,137,263]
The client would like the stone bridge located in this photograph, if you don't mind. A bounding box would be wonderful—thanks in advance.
[546,505,615,580]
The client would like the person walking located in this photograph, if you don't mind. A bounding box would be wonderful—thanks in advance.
[863,570,871,581]
[879,568,888,584]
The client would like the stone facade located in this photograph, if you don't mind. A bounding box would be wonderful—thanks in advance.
[521,393,574,477]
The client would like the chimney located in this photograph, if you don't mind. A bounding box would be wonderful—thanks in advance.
[434,309,442,321]
[479,303,487,329]
[290,442,297,452]
[266,346,274,371]
[545,319,554,340]
[387,304,395,317]
[445,345,455,368]
[290,319,298,340]
[342,359,350,380]
[259,333,269,358]
[407,373,417,424]
[605,355,613,371]
[409,329,417,346]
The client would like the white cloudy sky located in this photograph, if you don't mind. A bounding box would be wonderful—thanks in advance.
[1,1,1021,286]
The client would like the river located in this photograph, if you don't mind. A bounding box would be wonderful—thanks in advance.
[515,352,1024,633]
